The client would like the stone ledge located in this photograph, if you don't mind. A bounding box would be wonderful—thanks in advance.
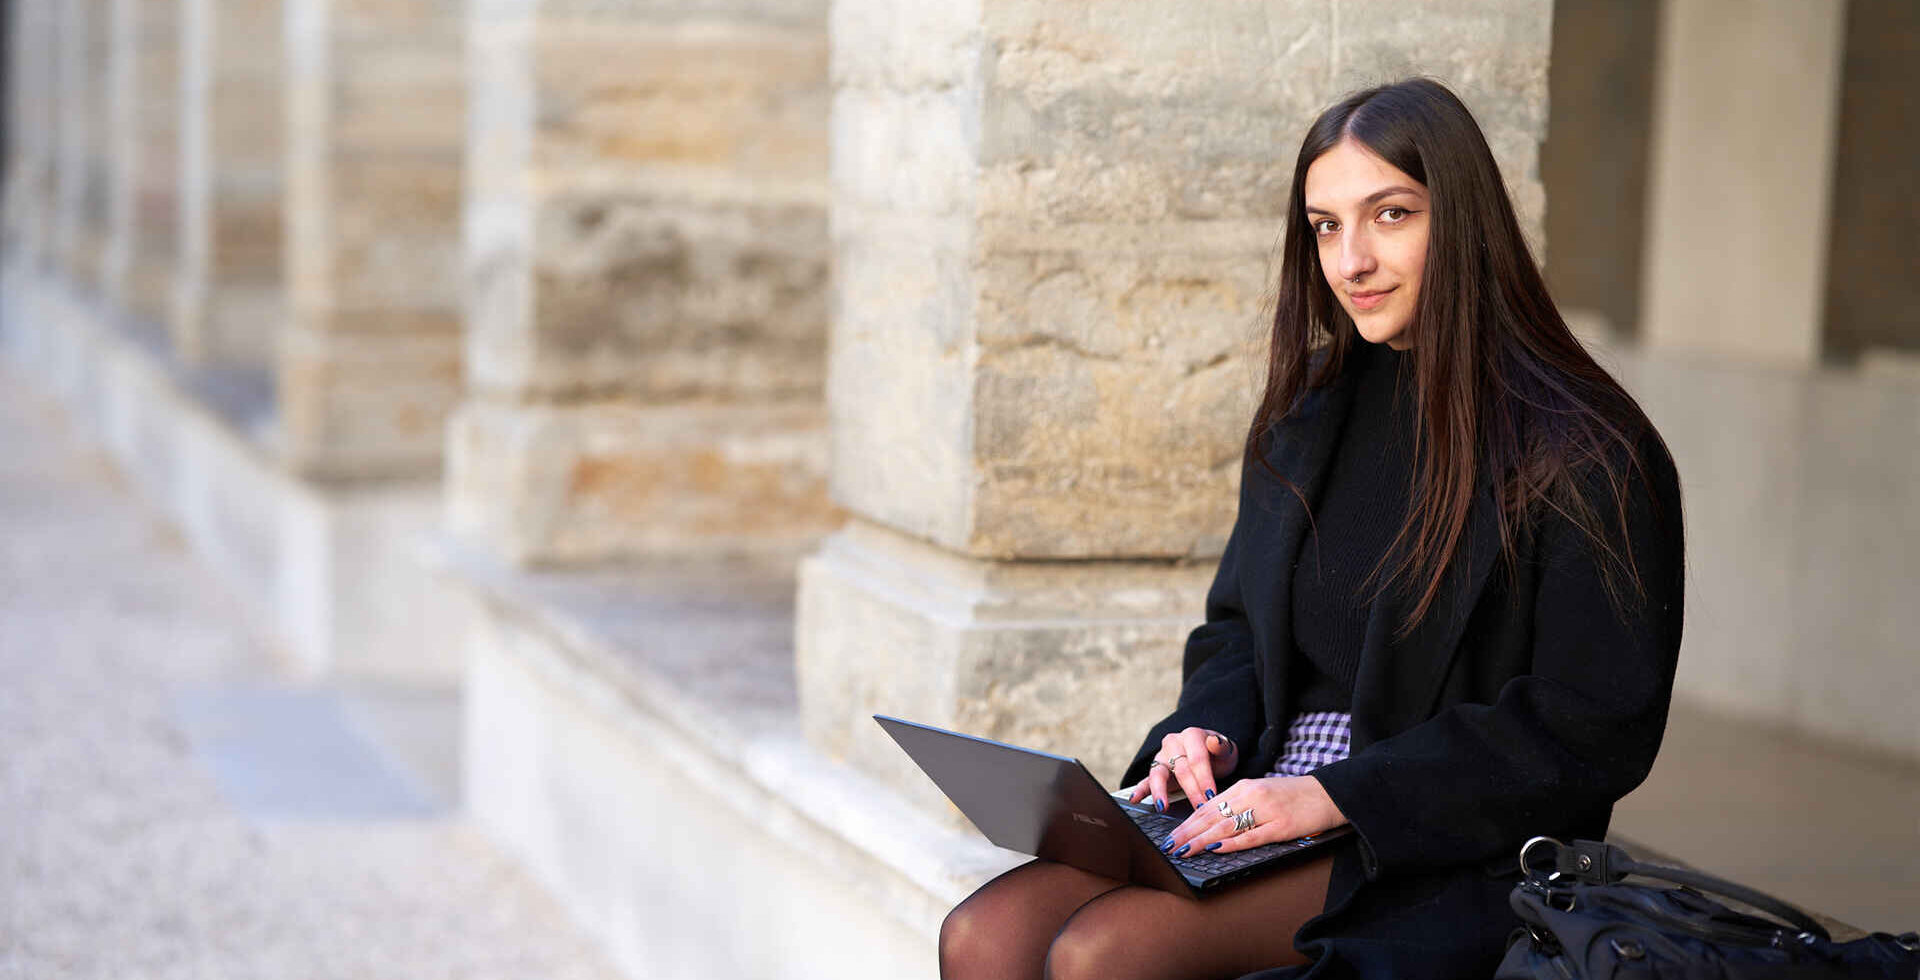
[426,536,1024,979]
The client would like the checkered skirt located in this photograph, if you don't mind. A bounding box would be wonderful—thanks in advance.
[1266,710,1353,777]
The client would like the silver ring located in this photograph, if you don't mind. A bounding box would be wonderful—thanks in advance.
[1215,797,1235,818]
[1234,808,1256,833]
[1148,759,1172,773]
[1167,754,1187,769]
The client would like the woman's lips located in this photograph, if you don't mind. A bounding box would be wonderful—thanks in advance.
[1349,286,1395,311]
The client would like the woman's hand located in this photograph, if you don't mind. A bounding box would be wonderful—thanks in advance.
[1155,775,1347,858]
[1126,727,1240,812]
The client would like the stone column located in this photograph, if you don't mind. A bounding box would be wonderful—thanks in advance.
[1640,0,1848,366]
[173,0,282,368]
[2,0,57,266]
[448,0,838,564]
[55,0,114,286]
[797,0,1555,809]
[104,0,183,325]
[278,0,464,480]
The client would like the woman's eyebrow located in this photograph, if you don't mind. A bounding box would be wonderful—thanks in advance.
[1304,185,1425,217]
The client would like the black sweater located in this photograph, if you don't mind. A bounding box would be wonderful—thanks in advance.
[1290,342,1416,715]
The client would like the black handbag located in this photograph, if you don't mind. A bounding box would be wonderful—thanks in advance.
[1496,837,1920,980]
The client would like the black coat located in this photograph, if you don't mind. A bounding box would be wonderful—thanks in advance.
[1121,342,1686,979]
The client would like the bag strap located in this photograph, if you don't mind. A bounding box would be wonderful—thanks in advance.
[1520,837,1833,944]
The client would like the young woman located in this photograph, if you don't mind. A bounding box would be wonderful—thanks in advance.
[937,77,1686,980]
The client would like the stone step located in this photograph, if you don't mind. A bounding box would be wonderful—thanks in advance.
[429,537,1025,980]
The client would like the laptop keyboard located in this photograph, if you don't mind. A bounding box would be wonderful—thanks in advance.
[1121,805,1312,877]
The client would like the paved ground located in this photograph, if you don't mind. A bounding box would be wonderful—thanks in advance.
[0,374,621,980]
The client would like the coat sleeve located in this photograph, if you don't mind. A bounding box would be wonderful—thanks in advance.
[1120,467,1269,790]
[1309,432,1685,878]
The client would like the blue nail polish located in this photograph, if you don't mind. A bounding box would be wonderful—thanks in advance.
[1174,844,1191,857]
[1204,789,1215,800]
[1160,835,1174,851]
[1205,842,1223,852]
[1156,798,1166,813]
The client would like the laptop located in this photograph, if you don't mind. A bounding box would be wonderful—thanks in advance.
[874,714,1349,899]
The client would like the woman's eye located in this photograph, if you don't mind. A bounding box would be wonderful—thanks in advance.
[1313,219,1337,236]
[1379,207,1408,222]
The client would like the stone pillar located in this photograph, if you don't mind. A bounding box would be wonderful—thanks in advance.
[104,0,182,325]
[448,0,838,564]
[173,0,282,368]
[55,0,114,286]
[278,0,464,480]
[2,0,57,266]
[797,0,1555,810]
[1640,0,1848,366]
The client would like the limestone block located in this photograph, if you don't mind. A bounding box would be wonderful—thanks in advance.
[471,192,827,399]
[281,0,465,477]
[126,0,183,326]
[174,0,284,369]
[797,519,1209,819]
[445,399,840,566]
[829,0,1553,560]
[464,11,829,402]
[279,323,463,481]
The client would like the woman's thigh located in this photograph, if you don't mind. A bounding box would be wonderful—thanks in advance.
[1044,854,1335,980]
[939,859,1126,980]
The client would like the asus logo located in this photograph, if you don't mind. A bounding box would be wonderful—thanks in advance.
[1071,813,1108,828]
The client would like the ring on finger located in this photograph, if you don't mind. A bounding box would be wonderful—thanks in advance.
[1215,797,1235,818]
[1148,759,1172,773]
[1167,754,1187,769]
[1233,808,1256,833]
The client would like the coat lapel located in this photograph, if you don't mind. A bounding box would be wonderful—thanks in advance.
[1253,345,1370,761]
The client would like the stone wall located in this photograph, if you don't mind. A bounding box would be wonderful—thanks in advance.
[449,0,838,566]
[174,0,283,368]
[279,0,466,479]
[106,0,183,326]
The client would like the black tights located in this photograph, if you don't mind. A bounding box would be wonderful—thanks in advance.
[938,855,1333,980]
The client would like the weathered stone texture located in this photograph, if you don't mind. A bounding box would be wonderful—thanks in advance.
[279,322,463,481]
[281,0,465,478]
[797,520,1205,814]
[174,0,284,368]
[107,0,183,324]
[465,13,829,402]
[455,1,836,566]
[829,0,1552,561]
[446,401,839,565]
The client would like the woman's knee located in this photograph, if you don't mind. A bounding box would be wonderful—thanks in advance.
[1043,905,1147,980]
[938,899,988,972]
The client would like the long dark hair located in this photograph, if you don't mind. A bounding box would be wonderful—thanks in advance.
[1249,77,1666,636]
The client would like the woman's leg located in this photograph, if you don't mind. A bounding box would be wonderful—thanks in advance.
[939,860,1127,980]
[1043,853,1334,980]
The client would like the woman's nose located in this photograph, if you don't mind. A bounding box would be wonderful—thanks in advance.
[1339,240,1375,282]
